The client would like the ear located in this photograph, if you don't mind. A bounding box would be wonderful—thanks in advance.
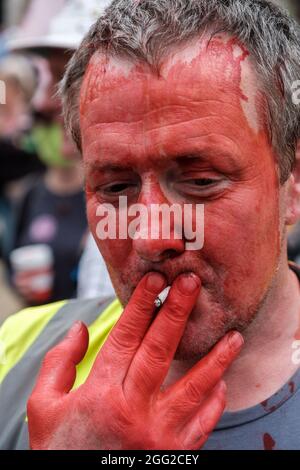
[285,141,300,226]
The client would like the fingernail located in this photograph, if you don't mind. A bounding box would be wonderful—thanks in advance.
[177,273,200,295]
[228,331,244,352]
[67,321,82,338]
[146,272,166,293]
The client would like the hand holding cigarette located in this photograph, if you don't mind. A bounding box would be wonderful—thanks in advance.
[28,272,243,450]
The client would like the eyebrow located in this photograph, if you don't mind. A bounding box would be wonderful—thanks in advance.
[84,162,135,173]
[84,146,241,174]
[176,151,241,170]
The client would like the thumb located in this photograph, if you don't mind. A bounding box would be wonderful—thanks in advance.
[33,321,89,398]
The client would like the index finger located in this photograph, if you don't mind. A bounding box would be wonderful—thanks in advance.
[123,273,201,398]
[90,272,167,380]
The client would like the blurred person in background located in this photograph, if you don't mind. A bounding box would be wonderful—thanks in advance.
[0,54,36,139]
[1,0,101,305]
[9,52,87,305]
[6,0,115,305]
[0,53,45,189]
[0,53,45,260]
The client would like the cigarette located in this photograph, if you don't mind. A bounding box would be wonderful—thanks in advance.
[154,286,171,308]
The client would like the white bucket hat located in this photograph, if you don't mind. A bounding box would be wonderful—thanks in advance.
[7,0,112,51]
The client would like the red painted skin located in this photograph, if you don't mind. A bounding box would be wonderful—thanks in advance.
[28,35,287,449]
[83,36,280,358]
[28,274,243,449]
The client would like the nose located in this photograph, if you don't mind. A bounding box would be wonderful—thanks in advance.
[132,180,185,263]
[134,236,185,262]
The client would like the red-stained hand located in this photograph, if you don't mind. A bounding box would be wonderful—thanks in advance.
[27,272,243,450]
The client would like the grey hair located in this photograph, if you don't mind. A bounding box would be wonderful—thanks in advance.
[61,0,300,183]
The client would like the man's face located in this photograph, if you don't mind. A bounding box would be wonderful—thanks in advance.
[80,35,284,359]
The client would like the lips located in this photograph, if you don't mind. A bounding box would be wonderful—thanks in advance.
[126,265,209,296]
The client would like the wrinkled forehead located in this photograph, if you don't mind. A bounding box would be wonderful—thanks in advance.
[80,33,262,135]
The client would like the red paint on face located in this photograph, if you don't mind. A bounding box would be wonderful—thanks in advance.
[294,317,300,340]
[263,433,276,450]
[80,35,282,359]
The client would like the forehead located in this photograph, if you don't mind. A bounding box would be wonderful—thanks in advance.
[79,34,265,170]
[81,34,258,112]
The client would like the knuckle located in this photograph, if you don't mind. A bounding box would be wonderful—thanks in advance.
[135,292,155,310]
[183,419,208,450]
[108,327,138,353]
[163,297,188,322]
[212,349,230,370]
[192,370,212,391]
[201,397,226,435]
[142,338,168,366]
[43,346,62,363]
[129,293,154,317]
[168,295,185,313]
[109,330,130,350]
[184,380,202,404]
[42,348,62,367]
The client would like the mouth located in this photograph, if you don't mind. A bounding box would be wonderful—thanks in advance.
[120,256,215,302]
[127,267,201,301]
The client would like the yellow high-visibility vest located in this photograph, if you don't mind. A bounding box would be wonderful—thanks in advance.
[0,296,122,449]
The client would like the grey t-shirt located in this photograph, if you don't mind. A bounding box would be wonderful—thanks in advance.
[203,367,300,450]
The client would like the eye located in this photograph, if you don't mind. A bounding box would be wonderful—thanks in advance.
[105,183,134,193]
[173,176,228,199]
[95,181,140,202]
[179,178,220,189]
[189,178,217,186]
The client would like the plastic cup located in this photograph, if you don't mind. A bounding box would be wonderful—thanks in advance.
[10,244,54,303]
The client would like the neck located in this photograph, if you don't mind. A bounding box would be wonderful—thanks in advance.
[167,258,300,412]
[44,164,83,196]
